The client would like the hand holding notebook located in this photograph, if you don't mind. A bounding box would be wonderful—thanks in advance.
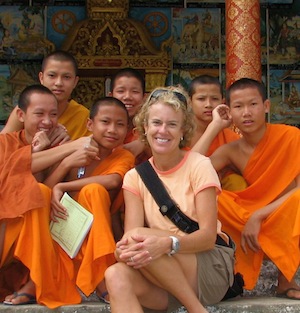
[50,192,94,258]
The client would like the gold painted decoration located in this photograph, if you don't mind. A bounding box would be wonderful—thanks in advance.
[61,0,171,107]
[226,0,261,87]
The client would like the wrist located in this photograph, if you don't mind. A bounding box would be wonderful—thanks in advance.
[60,158,72,172]
[209,119,224,133]
[251,210,265,222]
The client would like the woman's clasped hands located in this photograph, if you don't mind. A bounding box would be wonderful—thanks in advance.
[116,234,169,269]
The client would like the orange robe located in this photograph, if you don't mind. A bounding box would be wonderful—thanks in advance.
[59,100,91,140]
[0,131,44,219]
[206,128,240,157]
[217,124,300,289]
[74,147,134,296]
[192,128,245,191]
[0,131,81,307]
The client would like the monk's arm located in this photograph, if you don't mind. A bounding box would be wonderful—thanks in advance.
[1,106,23,134]
[192,120,222,154]
[209,144,232,172]
[31,136,98,174]
[43,145,98,188]
[50,173,122,222]
[251,174,300,221]
[54,173,122,193]
[42,161,69,188]
[241,174,300,253]
[123,139,145,157]
[192,104,233,155]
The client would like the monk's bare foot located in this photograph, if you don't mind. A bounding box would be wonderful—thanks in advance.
[4,279,36,305]
[276,272,300,300]
[277,288,300,300]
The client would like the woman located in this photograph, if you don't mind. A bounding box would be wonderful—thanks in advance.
[105,86,235,313]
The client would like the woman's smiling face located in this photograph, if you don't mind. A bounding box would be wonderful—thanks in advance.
[144,102,184,156]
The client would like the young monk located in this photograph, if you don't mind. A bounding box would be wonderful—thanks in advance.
[44,97,135,304]
[108,68,150,239]
[0,84,98,307]
[1,50,91,144]
[189,75,247,191]
[206,78,300,299]
[108,67,151,164]
[109,68,145,145]
[189,75,239,152]
[105,86,235,313]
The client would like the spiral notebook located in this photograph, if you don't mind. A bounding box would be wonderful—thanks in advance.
[50,192,94,258]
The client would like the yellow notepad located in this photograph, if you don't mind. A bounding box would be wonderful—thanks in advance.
[50,192,94,259]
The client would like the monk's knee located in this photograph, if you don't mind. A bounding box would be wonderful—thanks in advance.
[80,183,110,200]
[221,174,248,191]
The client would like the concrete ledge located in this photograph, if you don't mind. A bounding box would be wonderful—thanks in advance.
[1,261,299,312]
[0,303,109,313]
[207,297,300,313]
[0,297,300,313]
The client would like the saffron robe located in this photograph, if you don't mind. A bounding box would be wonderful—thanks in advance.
[206,129,247,191]
[217,124,300,289]
[59,100,91,140]
[206,128,240,157]
[0,131,44,219]
[74,147,134,296]
[191,128,245,191]
[0,131,81,307]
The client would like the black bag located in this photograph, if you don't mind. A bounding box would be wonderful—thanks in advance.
[136,161,244,301]
[222,272,244,300]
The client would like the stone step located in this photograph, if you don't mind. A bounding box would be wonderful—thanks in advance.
[1,297,300,313]
[1,261,299,312]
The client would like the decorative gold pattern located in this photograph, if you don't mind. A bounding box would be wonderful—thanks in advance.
[86,0,129,19]
[72,78,105,109]
[226,0,261,87]
[62,0,171,107]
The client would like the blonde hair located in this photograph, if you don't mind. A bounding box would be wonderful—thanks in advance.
[134,85,195,148]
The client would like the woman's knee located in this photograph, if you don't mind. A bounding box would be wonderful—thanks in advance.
[105,263,131,293]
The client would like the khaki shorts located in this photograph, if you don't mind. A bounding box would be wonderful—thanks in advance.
[144,245,235,313]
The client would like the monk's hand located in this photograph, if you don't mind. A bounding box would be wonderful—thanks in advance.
[50,184,69,222]
[32,131,51,152]
[49,124,71,147]
[72,136,100,160]
[64,142,98,169]
[212,104,233,130]
[241,213,262,254]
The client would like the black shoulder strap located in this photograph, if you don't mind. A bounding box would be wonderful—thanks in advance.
[135,161,199,233]
[135,161,175,211]
[135,161,234,249]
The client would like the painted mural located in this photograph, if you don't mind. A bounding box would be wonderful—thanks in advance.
[0,6,53,59]
[0,1,299,127]
[172,8,220,64]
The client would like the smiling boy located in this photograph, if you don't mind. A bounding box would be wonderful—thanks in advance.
[109,68,152,164]
[44,97,135,304]
[1,50,91,144]
[0,84,99,307]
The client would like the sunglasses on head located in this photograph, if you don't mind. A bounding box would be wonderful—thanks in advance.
[149,89,188,107]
